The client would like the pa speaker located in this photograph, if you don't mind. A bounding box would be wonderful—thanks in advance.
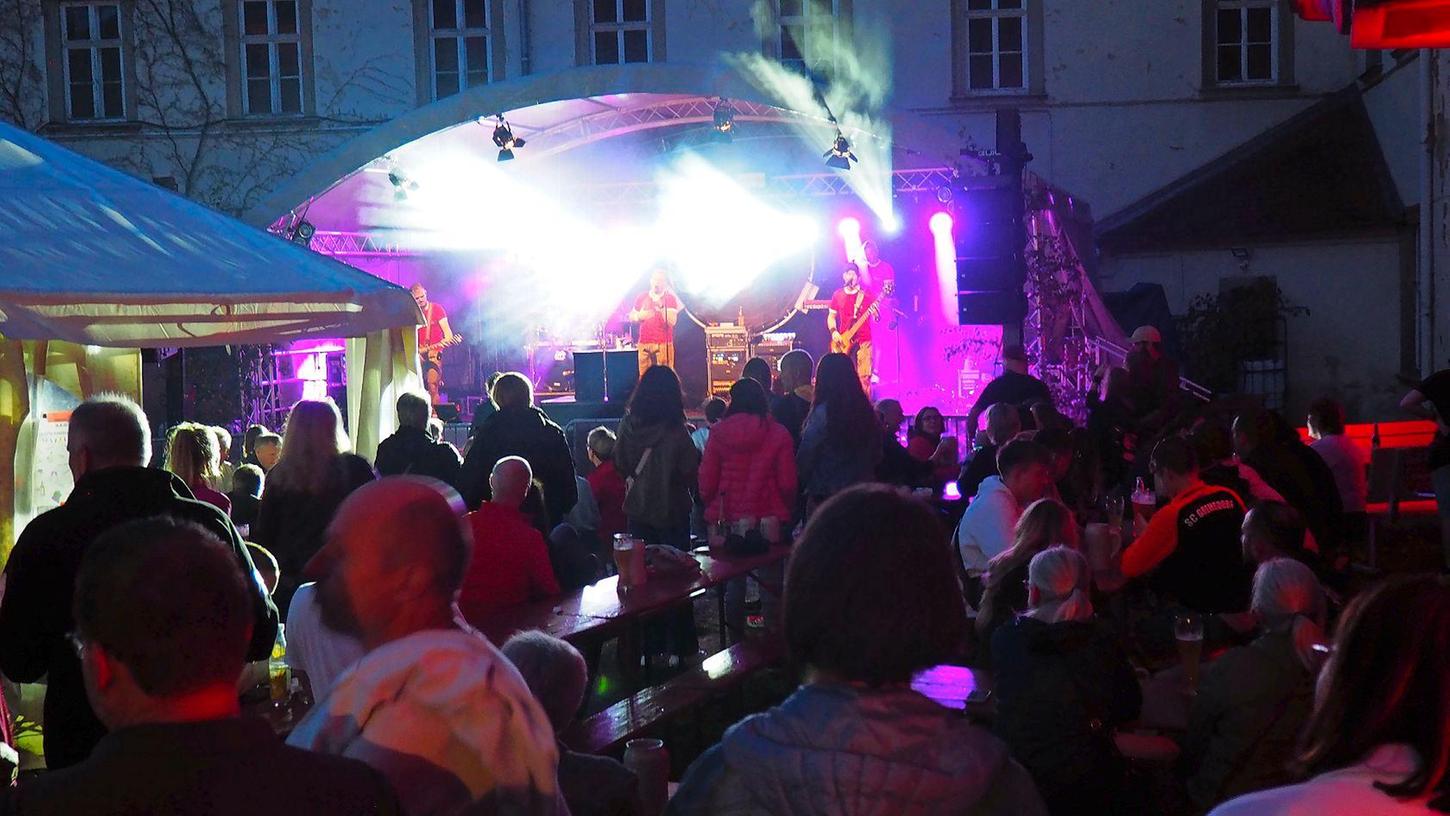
[959,291,1027,326]
[574,351,605,403]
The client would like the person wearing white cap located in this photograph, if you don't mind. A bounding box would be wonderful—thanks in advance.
[1126,325,1182,432]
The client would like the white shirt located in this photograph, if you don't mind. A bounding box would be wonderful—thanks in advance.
[1209,744,1436,815]
[285,582,366,701]
[1311,434,1369,513]
[955,475,1021,574]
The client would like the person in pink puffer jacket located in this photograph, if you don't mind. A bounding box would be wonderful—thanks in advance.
[700,379,798,528]
[700,379,797,638]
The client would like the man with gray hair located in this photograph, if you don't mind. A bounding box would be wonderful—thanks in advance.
[502,631,638,816]
[374,391,462,485]
[958,402,1023,500]
[459,457,560,618]
[0,394,277,769]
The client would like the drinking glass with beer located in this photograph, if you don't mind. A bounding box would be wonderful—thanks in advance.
[1174,613,1204,693]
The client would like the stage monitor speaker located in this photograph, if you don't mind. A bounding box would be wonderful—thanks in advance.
[434,403,460,423]
[605,349,638,402]
[959,291,1027,325]
[574,350,605,403]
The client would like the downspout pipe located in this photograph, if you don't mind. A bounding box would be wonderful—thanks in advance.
[1421,48,1437,374]
[519,0,532,76]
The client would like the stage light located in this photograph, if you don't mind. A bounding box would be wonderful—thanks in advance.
[880,212,902,236]
[491,114,526,161]
[387,166,418,202]
[837,217,861,240]
[936,185,955,204]
[931,210,957,323]
[656,154,820,305]
[291,219,315,247]
[823,131,858,170]
[712,100,736,142]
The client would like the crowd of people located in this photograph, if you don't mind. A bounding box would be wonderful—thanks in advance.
[0,329,1446,816]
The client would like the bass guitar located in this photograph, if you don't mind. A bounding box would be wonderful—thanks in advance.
[830,281,894,354]
[420,334,463,367]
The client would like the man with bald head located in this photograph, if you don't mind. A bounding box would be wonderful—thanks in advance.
[0,394,277,769]
[285,476,566,815]
[458,457,560,619]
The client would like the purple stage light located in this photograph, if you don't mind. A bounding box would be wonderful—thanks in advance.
[929,211,954,234]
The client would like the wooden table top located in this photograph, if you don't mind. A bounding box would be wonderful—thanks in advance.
[468,544,793,646]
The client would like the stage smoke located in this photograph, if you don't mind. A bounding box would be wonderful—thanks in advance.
[728,0,896,231]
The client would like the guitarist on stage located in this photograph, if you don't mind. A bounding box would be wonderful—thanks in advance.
[411,283,459,406]
[828,262,890,394]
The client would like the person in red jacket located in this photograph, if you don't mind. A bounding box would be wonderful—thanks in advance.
[700,378,797,638]
[460,456,560,619]
[584,426,627,542]
[700,379,798,528]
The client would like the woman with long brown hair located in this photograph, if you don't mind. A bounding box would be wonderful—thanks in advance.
[796,353,881,511]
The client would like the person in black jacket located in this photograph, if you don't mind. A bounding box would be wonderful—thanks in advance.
[769,349,814,450]
[374,391,461,485]
[1233,408,1344,556]
[992,546,1142,815]
[0,395,277,769]
[5,516,400,815]
[457,372,578,526]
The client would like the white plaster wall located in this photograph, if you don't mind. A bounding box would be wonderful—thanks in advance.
[1101,240,1407,421]
[312,0,417,117]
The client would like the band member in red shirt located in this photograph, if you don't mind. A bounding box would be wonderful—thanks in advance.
[860,240,896,290]
[412,283,457,405]
[828,263,883,394]
[629,269,681,375]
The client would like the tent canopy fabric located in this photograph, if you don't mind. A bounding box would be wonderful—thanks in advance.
[0,122,420,347]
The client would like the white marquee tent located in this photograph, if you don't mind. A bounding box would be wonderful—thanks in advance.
[0,122,422,558]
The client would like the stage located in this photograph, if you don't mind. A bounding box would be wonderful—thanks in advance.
[255,88,1120,427]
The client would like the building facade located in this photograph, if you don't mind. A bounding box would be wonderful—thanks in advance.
[1,0,1441,418]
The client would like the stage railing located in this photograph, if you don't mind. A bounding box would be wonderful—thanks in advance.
[1086,336,1213,403]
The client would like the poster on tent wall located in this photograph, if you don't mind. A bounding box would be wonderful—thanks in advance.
[0,339,141,564]
[29,407,73,518]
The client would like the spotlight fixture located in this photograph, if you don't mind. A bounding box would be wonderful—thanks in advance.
[492,114,525,161]
[712,99,736,142]
[386,162,418,202]
[935,185,955,204]
[291,219,316,247]
[824,131,857,170]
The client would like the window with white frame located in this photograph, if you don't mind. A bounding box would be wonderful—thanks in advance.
[239,0,304,115]
[429,0,491,98]
[962,0,1028,93]
[778,0,838,77]
[1214,0,1277,85]
[61,2,125,120]
[591,0,650,65]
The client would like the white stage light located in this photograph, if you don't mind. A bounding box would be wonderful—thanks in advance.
[655,154,819,306]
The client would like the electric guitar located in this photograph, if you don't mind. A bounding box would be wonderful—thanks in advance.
[830,281,894,354]
[420,334,463,367]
